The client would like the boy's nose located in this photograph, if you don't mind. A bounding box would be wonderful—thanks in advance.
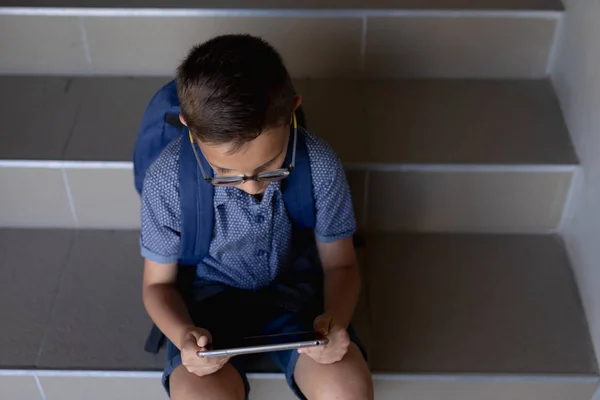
[238,179,265,195]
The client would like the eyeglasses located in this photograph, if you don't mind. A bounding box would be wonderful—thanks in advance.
[189,112,298,187]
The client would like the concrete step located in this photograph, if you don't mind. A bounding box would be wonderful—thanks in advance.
[0,5,561,78]
[0,0,565,10]
[0,229,596,399]
[0,77,577,232]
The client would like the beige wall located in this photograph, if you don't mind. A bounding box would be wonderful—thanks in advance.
[552,0,600,398]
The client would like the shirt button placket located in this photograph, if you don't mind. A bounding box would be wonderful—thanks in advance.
[254,207,270,286]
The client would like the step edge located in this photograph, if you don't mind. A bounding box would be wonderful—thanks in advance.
[1,369,597,382]
[0,160,580,172]
[0,7,563,19]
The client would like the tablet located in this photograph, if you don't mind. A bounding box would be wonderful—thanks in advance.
[198,331,328,357]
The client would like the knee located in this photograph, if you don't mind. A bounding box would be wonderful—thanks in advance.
[307,347,373,400]
[312,372,373,400]
[170,365,245,400]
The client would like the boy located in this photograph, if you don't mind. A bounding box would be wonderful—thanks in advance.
[140,34,373,400]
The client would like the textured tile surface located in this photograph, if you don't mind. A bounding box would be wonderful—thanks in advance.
[66,168,141,229]
[293,79,367,163]
[0,77,81,160]
[366,234,598,374]
[37,230,165,369]
[0,15,88,75]
[0,168,75,228]
[0,0,564,9]
[63,77,170,161]
[0,376,43,400]
[39,376,167,400]
[364,79,577,165]
[374,379,598,400]
[367,170,573,233]
[365,17,557,78]
[0,229,73,367]
[84,17,362,77]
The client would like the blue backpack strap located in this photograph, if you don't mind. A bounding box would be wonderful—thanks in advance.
[178,133,214,266]
[137,81,216,354]
[283,128,316,230]
[133,80,181,195]
[134,77,214,265]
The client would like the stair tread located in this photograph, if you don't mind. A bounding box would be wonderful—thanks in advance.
[0,228,595,376]
[366,233,597,375]
[0,77,578,166]
[0,0,564,11]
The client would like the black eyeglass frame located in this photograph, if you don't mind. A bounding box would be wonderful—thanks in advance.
[188,112,298,187]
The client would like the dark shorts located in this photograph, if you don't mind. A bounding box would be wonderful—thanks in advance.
[162,288,365,400]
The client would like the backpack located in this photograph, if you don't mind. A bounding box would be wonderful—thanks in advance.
[133,80,316,353]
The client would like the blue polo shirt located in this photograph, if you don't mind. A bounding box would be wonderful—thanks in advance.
[140,128,356,303]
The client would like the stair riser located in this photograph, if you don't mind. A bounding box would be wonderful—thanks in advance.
[0,165,573,232]
[0,13,557,78]
[365,168,574,233]
[374,379,598,400]
[1,375,596,400]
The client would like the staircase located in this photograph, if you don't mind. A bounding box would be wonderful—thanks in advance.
[1,1,598,399]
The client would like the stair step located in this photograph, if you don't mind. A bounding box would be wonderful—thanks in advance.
[0,229,596,399]
[0,0,565,11]
[0,77,578,232]
[0,8,560,78]
[0,77,576,164]
[366,233,596,375]
[2,373,597,400]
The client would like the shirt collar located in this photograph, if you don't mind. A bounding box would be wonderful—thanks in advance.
[213,180,282,207]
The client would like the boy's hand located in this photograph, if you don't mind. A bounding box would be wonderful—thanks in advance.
[180,327,230,377]
[298,314,350,364]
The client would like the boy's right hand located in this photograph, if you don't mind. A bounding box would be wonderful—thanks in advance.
[180,327,230,377]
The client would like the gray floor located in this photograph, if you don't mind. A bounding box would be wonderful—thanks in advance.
[0,229,595,376]
[0,0,564,10]
[0,77,578,165]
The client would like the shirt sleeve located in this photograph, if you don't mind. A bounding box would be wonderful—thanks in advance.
[140,147,182,264]
[305,131,357,243]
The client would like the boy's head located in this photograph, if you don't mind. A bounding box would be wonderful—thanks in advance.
[177,34,301,195]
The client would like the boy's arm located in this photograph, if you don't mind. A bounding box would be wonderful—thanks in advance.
[298,236,359,364]
[143,258,231,376]
[298,132,359,364]
[316,236,360,329]
[142,258,195,350]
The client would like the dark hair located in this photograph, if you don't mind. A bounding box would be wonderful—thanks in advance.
[176,34,295,151]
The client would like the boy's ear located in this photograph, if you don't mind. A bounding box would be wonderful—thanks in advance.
[179,114,188,127]
[292,95,302,111]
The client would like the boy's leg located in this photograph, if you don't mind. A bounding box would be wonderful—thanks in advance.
[170,363,246,400]
[264,309,373,400]
[294,343,373,400]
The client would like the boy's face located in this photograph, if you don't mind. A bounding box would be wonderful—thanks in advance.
[198,125,290,196]
[181,96,302,196]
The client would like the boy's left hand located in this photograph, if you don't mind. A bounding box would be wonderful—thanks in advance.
[298,313,350,364]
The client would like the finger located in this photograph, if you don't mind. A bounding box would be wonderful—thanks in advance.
[298,344,323,355]
[313,315,332,336]
[196,335,210,348]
